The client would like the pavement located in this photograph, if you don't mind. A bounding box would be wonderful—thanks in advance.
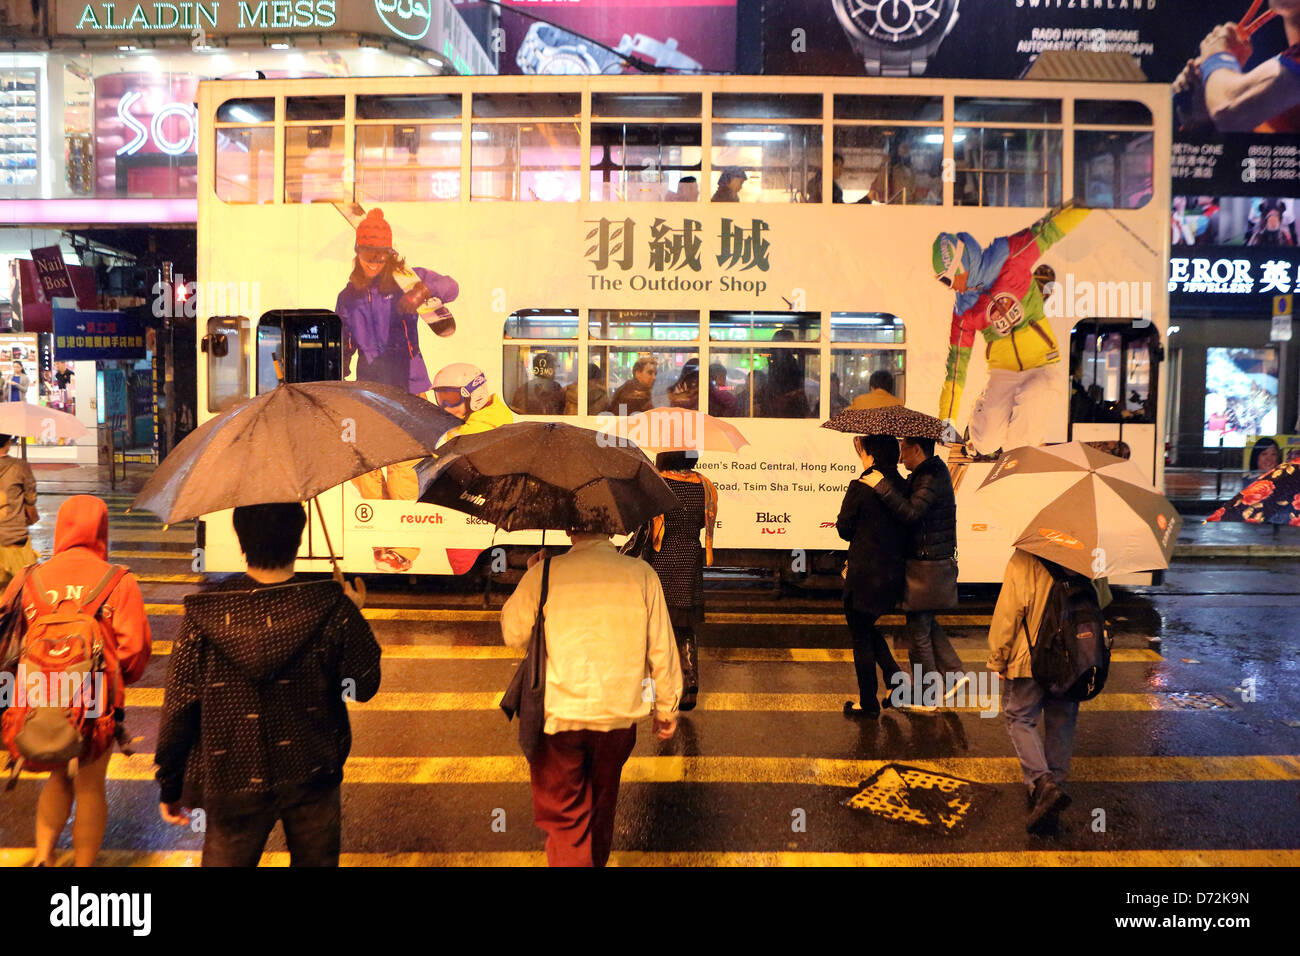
[0,465,1296,866]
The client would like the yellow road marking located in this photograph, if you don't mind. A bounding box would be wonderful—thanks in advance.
[121,689,1211,713]
[137,573,203,583]
[111,551,195,560]
[141,642,1160,663]
[49,752,1300,786]
[1,848,1295,868]
[111,530,196,543]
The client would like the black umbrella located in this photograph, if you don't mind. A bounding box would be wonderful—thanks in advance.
[418,421,682,535]
[821,405,949,441]
[133,381,461,525]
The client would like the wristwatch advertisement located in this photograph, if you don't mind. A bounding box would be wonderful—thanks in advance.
[516,23,625,75]
[831,0,961,77]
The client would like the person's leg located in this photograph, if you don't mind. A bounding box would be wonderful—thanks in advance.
[905,611,940,680]
[929,615,965,680]
[528,731,595,867]
[1006,366,1055,451]
[35,769,75,865]
[968,371,1017,456]
[588,727,637,868]
[675,625,699,702]
[201,806,279,867]
[844,607,881,712]
[351,470,385,500]
[383,460,420,502]
[68,750,112,867]
[1043,696,1081,788]
[1002,677,1051,795]
[280,785,343,867]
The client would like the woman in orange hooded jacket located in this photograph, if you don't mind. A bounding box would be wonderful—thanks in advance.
[1,495,151,866]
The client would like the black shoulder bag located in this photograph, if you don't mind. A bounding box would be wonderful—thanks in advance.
[499,556,551,763]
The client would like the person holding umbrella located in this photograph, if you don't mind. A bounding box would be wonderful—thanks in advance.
[837,435,908,718]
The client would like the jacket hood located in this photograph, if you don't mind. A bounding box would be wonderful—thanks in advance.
[54,495,109,559]
[184,580,344,683]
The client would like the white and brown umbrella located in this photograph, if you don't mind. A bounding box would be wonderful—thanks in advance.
[976,441,1182,578]
[594,407,749,453]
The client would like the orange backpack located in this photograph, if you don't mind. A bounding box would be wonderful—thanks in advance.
[2,564,128,785]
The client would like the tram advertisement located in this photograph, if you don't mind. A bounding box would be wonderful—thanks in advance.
[224,198,1161,575]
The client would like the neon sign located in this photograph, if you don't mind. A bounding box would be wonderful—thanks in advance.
[376,0,431,42]
[116,91,198,157]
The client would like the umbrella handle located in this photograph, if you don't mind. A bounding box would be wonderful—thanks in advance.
[313,496,366,608]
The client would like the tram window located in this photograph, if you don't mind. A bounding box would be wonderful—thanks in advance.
[1075,100,1152,126]
[710,311,819,343]
[356,94,461,120]
[830,349,906,412]
[592,92,701,119]
[834,95,942,122]
[205,317,248,413]
[256,323,283,396]
[1069,322,1158,426]
[830,313,905,344]
[831,126,942,205]
[258,311,342,394]
[954,127,1062,208]
[471,93,580,119]
[712,94,823,120]
[593,347,696,414]
[590,123,702,202]
[711,347,820,419]
[589,310,699,341]
[504,309,579,339]
[504,345,578,416]
[356,124,461,203]
[711,124,821,203]
[954,98,1061,124]
[1074,130,1153,209]
[471,123,581,202]
[216,98,273,124]
[285,125,346,203]
[215,126,274,204]
[286,96,344,122]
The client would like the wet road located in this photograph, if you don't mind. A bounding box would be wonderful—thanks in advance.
[2,491,1297,866]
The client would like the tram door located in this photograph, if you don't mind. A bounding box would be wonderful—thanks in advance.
[1068,319,1163,482]
[255,310,344,561]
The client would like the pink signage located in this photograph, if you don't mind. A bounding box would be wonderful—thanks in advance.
[94,72,200,198]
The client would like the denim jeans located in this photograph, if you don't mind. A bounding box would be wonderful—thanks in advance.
[904,611,963,683]
[202,785,341,867]
[1002,678,1080,793]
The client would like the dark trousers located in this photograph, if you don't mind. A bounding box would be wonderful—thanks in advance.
[201,785,341,867]
[674,625,699,693]
[905,611,963,682]
[845,606,903,712]
[529,726,637,867]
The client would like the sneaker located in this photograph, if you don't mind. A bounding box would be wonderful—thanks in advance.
[895,701,938,714]
[1027,780,1070,834]
[943,674,971,703]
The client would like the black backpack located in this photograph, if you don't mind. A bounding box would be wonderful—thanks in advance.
[1022,559,1111,701]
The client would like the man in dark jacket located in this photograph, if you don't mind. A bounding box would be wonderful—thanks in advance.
[864,436,964,701]
[155,502,381,866]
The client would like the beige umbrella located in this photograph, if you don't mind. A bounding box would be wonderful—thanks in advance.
[594,407,749,453]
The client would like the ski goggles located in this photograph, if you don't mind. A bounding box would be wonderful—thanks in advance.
[356,247,392,265]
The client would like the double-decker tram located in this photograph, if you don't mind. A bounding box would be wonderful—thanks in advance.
[195,73,1170,583]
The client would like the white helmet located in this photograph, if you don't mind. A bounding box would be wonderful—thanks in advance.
[433,362,490,412]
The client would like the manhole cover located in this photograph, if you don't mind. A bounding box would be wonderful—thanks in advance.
[843,763,992,834]
[1164,692,1232,710]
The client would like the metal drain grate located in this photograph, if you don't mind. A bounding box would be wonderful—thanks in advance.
[1164,692,1232,710]
[844,764,992,834]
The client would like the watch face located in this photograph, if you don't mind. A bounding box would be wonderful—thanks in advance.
[840,0,951,45]
[537,52,596,75]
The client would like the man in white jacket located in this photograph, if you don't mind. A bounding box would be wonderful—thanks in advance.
[501,531,682,867]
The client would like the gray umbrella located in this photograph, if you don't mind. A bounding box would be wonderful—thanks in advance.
[132,381,461,525]
[418,421,682,535]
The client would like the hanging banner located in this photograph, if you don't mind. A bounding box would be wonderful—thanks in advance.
[29,246,75,300]
[52,308,148,360]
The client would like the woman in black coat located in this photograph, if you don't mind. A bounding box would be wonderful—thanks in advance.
[836,434,908,717]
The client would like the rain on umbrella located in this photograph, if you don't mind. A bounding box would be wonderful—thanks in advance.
[1206,456,1300,526]
[976,441,1182,579]
[594,407,749,453]
[418,421,682,537]
[822,405,949,440]
[132,381,461,569]
[0,402,89,459]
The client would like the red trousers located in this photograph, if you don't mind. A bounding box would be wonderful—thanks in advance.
[528,726,637,867]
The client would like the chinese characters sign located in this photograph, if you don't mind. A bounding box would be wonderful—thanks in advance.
[585,216,772,297]
[52,308,147,360]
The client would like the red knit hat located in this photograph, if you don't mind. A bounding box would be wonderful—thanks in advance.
[355,209,393,251]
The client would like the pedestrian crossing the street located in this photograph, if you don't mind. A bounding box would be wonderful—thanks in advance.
[4,494,1297,868]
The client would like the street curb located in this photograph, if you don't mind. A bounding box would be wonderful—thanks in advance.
[1173,544,1300,558]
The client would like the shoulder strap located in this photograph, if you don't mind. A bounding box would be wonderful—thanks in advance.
[25,565,55,617]
[81,565,128,617]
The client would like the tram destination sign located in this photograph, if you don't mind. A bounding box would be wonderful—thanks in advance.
[52,307,148,360]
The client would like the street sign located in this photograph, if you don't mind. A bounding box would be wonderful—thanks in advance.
[52,307,147,360]
[29,246,74,300]
[1273,295,1293,342]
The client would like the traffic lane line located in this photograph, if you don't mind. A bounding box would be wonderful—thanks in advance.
[40,752,1300,785]
[1,848,1295,867]
[120,689,1228,713]
[138,641,1162,663]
